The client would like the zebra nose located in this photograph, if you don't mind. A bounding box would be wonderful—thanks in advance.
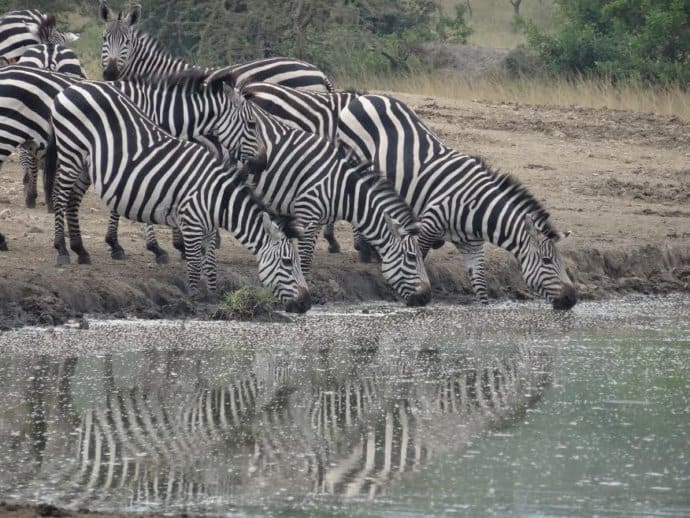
[552,284,577,310]
[103,60,119,81]
[285,286,311,313]
[406,281,431,307]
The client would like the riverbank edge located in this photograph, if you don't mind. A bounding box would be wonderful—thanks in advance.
[1,242,688,331]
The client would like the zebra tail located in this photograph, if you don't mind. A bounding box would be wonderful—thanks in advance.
[43,130,57,213]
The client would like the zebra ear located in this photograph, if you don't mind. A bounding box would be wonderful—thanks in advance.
[203,66,238,88]
[99,1,111,22]
[524,212,543,241]
[262,213,285,242]
[384,213,406,239]
[127,4,142,26]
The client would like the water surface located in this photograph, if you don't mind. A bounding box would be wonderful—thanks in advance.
[0,296,688,516]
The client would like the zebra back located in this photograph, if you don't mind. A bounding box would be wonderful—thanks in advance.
[99,1,334,91]
[241,81,358,140]
[0,10,77,61]
[18,43,86,78]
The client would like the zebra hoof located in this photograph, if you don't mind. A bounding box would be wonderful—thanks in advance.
[77,254,92,265]
[111,249,126,261]
[56,254,70,266]
[328,243,341,253]
[25,198,36,209]
[155,252,170,265]
[0,240,7,252]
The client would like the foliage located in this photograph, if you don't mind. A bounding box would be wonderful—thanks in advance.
[527,0,690,84]
[219,286,279,320]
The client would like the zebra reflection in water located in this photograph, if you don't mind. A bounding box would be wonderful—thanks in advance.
[6,342,551,508]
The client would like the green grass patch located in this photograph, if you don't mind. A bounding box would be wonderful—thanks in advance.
[216,286,279,320]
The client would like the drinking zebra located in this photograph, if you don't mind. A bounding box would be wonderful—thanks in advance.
[336,95,577,309]
[239,81,362,253]
[0,66,236,257]
[209,84,431,306]
[46,80,311,311]
[0,10,78,63]
[99,1,334,92]
[16,44,86,209]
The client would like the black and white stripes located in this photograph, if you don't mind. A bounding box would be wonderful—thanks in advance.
[337,94,577,309]
[99,1,334,92]
[228,96,431,306]
[47,80,311,311]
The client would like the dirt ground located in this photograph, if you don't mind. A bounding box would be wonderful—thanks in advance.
[0,94,689,331]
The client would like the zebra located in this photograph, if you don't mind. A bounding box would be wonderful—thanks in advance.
[0,66,235,257]
[46,80,311,312]
[16,43,86,209]
[0,10,78,63]
[98,1,334,92]
[238,80,362,253]
[212,87,431,306]
[336,94,578,310]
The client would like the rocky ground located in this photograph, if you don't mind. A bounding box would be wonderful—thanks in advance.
[0,93,688,331]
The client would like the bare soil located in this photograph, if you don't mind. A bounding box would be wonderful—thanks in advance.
[0,94,689,332]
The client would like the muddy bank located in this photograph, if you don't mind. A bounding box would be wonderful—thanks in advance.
[1,241,687,330]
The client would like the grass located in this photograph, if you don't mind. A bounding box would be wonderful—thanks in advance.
[219,286,279,320]
[440,0,559,49]
[357,72,690,121]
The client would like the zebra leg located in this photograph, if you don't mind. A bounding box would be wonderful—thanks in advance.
[201,235,218,294]
[454,241,489,304]
[297,228,319,277]
[104,211,127,261]
[66,175,92,265]
[143,224,170,265]
[353,227,380,263]
[323,223,340,253]
[181,229,204,296]
[0,232,7,251]
[20,143,38,209]
[172,227,186,260]
[418,214,447,259]
[54,173,79,265]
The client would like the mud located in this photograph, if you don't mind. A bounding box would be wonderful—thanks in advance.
[0,94,688,330]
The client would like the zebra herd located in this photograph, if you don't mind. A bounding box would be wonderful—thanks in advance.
[0,3,578,312]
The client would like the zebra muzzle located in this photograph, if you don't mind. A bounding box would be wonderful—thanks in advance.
[406,281,431,307]
[103,60,119,81]
[552,284,577,310]
[285,286,311,313]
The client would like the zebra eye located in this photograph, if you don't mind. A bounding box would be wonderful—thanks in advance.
[406,252,416,261]
[542,257,553,265]
[281,257,292,267]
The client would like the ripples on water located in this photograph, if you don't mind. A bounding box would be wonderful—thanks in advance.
[0,296,688,516]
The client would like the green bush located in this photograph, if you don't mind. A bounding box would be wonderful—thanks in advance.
[527,0,690,85]
[219,286,279,320]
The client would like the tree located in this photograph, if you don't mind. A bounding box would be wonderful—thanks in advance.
[527,0,690,84]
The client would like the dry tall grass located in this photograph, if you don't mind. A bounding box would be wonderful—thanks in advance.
[358,73,690,121]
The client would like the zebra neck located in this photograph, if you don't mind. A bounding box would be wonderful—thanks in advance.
[128,30,192,77]
[217,178,265,256]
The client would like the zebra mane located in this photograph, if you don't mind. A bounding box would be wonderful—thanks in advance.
[36,14,56,38]
[478,157,560,239]
[348,162,419,233]
[222,153,303,240]
[134,68,224,92]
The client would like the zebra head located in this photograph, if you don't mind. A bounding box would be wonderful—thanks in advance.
[380,213,432,307]
[99,1,140,81]
[256,213,311,313]
[518,213,576,310]
[27,14,79,46]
